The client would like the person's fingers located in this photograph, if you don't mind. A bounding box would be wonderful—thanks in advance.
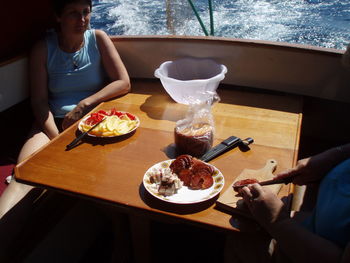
[239,186,252,198]
[273,168,296,180]
[239,186,254,204]
[248,183,264,200]
[274,170,308,185]
[239,184,265,208]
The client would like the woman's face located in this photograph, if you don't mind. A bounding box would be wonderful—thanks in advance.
[57,1,91,35]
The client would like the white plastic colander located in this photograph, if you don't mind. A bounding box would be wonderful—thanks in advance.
[154,57,227,104]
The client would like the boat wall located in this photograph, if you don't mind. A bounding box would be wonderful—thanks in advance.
[112,36,350,103]
[1,36,350,112]
[1,1,54,62]
[0,1,53,111]
[0,57,29,112]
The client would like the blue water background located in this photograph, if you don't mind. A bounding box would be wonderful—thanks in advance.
[91,0,350,50]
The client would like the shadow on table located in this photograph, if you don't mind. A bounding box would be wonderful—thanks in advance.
[162,141,253,160]
[66,129,137,151]
[215,194,293,232]
[140,183,263,232]
[139,183,219,215]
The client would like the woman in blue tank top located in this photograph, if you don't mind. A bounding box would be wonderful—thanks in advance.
[0,0,130,218]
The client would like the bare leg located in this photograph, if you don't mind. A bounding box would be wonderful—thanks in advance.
[0,124,50,218]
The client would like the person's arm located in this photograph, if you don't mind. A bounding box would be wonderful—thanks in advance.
[62,30,130,129]
[341,243,350,262]
[275,143,350,185]
[29,40,59,139]
[240,184,345,263]
[269,218,344,263]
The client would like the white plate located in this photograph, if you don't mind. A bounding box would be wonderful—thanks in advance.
[78,111,140,138]
[143,159,225,204]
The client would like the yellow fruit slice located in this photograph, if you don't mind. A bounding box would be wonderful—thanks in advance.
[81,112,138,137]
[116,120,130,134]
[106,116,121,131]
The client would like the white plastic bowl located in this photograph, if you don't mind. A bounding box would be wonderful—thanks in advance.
[154,57,227,104]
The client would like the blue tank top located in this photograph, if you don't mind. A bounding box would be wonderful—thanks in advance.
[46,29,106,118]
[302,158,350,248]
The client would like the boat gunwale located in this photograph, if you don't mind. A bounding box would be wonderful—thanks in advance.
[110,35,345,56]
[1,35,344,67]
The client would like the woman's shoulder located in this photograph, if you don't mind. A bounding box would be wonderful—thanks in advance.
[31,38,47,55]
[29,38,47,65]
[93,29,113,49]
[94,29,109,40]
[32,29,56,54]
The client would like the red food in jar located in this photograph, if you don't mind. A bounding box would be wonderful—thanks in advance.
[174,123,213,158]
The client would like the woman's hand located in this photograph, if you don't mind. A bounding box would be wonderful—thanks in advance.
[273,157,321,185]
[240,184,347,263]
[239,184,289,230]
[62,100,92,130]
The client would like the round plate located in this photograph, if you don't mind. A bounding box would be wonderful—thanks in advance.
[78,111,140,138]
[143,159,225,204]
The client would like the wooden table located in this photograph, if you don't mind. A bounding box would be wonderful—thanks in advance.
[15,78,302,233]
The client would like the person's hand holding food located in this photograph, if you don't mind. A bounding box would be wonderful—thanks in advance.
[239,184,290,231]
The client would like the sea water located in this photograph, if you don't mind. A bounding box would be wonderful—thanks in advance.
[91,0,350,50]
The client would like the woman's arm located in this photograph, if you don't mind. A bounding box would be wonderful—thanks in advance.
[275,143,350,185]
[80,29,130,107]
[29,40,59,139]
[62,30,131,129]
[270,218,345,263]
[240,184,345,263]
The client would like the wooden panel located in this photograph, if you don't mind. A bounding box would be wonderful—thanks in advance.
[15,79,302,232]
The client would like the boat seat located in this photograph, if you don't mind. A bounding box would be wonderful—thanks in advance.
[0,99,33,196]
[0,162,14,195]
